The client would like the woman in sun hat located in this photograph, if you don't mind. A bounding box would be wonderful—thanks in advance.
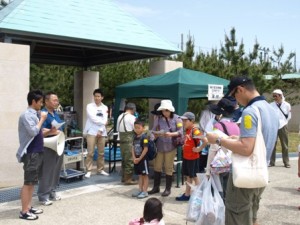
[148,100,183,197]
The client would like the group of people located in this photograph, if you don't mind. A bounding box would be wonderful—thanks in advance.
[17,91,65,220]
[116,99,185,198]
[17,88,113,220]
[114,76,294,225]
[17,74,295,223]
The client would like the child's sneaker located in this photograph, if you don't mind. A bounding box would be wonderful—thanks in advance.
[19,211,38,220]
[175,193,190,201]
[137,192,148,199]
[132,191,142,197]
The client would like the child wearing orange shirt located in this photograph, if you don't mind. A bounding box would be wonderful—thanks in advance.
[175,112,207,201]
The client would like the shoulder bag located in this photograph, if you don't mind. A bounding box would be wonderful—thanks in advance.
[165,116,184,147]
[231,105,268,188]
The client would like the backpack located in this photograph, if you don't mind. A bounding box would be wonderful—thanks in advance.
[141,134,157,160]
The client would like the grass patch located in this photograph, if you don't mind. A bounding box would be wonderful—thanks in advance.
[275,132,299,152]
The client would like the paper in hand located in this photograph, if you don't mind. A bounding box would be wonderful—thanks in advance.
[193,135,206,139]
[51,120,65,129]
[208,129,228,138]
[152,129,166,136]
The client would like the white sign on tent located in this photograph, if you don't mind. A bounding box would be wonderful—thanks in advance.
[207,84,223,101]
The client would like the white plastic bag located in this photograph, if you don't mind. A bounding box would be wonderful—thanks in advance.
[186,177,208,222]
[210,148,232,174]
[196,177,225,225]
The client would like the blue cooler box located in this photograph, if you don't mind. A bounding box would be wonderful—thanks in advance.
[94,147,122,161]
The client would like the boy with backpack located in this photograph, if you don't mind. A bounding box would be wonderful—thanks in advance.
[176,112,207,201]
[131,120,151,199]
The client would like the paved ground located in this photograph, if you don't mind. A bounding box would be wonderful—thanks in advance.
[0,157,299,225]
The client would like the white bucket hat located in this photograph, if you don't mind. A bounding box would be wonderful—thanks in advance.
[157,100,175,112]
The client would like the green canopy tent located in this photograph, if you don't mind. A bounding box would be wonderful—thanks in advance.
[113,68,229,185]
[114,67,229,125]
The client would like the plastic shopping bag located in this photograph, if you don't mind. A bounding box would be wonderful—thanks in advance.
[196,176,225,225]
[211,177,225,225]
[186,177,208,222]
[210,148,232,174]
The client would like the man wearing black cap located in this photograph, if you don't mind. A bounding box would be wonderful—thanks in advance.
[117,102,137,185]
[207,76,279,225]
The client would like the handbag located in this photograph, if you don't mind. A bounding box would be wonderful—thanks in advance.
[210,147,232,174]
[165,117,184,147]
[231,105,268,188]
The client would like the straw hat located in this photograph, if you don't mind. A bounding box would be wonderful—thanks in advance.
[157,100,175,112]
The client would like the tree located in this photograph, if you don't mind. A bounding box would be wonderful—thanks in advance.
[30,64,79,106]
[268,46,300,105]
[91,60,152,115]
[29,27,299,114]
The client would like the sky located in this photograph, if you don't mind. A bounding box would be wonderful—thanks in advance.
[115,0,300,70]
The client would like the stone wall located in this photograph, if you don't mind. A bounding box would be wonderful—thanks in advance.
[0,43,29,187]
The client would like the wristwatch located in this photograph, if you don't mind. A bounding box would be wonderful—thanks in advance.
[216,137,222,146]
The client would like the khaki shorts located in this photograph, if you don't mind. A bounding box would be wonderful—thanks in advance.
[21,152,43,185]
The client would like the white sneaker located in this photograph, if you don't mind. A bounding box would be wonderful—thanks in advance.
[40,199,53,206]
[49,195,61,201]
[85,172,91,178]
[98,170,109,176]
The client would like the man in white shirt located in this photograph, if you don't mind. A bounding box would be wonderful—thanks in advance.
[84,88,109,178]
[269,89,292,168]
[117,102,137,184]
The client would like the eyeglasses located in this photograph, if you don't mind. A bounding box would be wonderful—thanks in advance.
[273,95,279,98]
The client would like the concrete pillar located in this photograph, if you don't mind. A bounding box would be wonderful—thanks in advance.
[74,71,99,131]
[148,60,183,128]
[0,43,29,187]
